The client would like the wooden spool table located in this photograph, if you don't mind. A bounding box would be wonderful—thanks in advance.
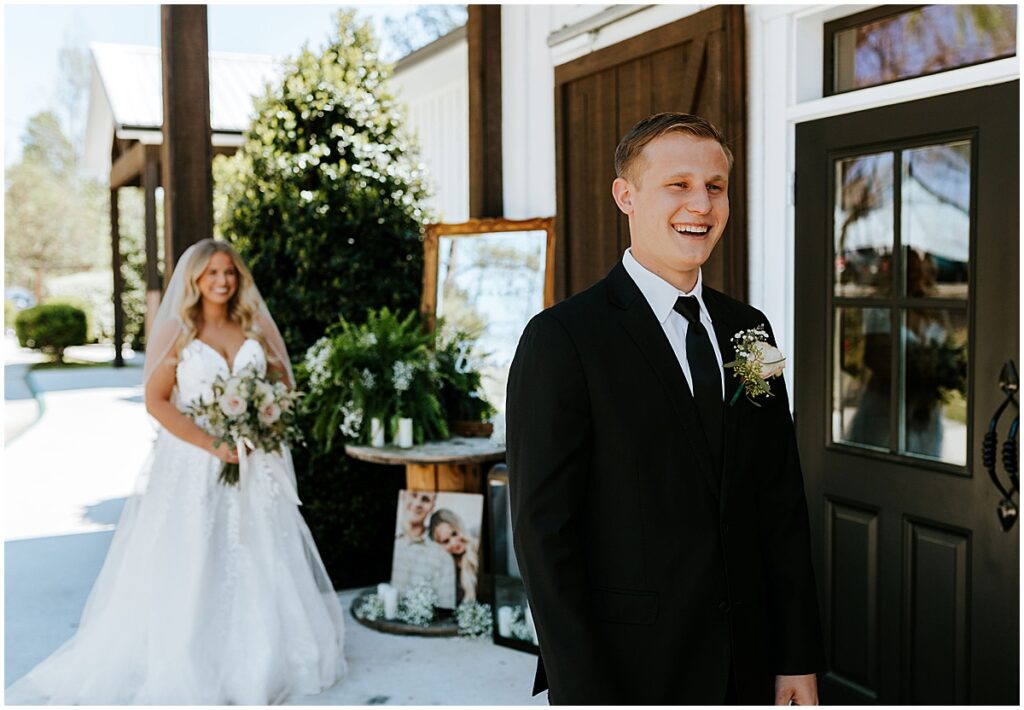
[345,437,506,635]
[344,436,506,493]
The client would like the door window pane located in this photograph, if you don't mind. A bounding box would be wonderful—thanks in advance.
[834,307,891,450]
[835,153,894,297]
[901,309,968,465]
[831,5,1017,94]
[902,141,971,299]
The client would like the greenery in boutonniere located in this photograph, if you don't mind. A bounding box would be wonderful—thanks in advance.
[724,324,786,406]
[300,308,495,450]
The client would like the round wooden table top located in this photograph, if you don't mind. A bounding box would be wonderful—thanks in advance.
[344,436,506,466]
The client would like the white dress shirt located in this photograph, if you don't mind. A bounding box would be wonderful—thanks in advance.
[622,248,725,399]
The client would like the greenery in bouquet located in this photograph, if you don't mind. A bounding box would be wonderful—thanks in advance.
[434,326,497,424]
[185,365,304,486]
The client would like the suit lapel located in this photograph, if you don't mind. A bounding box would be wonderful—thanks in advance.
[702,288,744,512]
[606,262,719,499]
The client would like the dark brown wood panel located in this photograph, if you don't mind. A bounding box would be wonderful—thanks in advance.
[902,519,970,704]
[468,5,503,218]
[160,4,213,271]
[825,499,880,702]
[554,6,747,301]
[558,69,620,298]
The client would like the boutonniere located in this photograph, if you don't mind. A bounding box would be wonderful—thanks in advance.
[723,325,785,407]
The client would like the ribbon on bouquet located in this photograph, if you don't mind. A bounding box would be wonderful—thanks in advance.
[236,438,302,506]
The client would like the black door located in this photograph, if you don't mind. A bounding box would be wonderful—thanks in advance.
[795,81,1019,704]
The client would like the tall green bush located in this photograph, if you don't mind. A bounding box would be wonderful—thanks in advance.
[219,10,434,589]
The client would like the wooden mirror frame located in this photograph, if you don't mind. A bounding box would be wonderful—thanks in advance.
[420,217,556,332]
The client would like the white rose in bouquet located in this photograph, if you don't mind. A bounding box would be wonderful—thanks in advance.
[255,380,276,405]
[258,401,282,426]
[223,376,243,396]
[218,392,248,417]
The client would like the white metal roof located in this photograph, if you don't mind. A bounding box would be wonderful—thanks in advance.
[83,42,282,179]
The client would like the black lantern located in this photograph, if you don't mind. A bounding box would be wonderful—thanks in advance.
[486,464,539,653]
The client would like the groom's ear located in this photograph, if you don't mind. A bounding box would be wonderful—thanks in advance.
[612,176,634,216]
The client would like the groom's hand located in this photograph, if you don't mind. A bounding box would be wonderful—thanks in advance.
[774,674,818,705]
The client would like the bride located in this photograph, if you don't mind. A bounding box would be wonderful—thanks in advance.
[6,239,346,705]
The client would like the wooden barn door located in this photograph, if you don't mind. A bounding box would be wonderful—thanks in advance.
[554,5,747,301]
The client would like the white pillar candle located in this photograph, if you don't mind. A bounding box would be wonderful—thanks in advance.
[497,605,514,636]
[396,417,414,448]
[525,603,537,644]
[377,582,390,597]
[382,586,399,620]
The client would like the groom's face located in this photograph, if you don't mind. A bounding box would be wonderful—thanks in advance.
[404,491,436,525]
[613,132,730,277]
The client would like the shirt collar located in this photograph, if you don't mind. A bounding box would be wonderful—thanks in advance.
[622,248,707,324]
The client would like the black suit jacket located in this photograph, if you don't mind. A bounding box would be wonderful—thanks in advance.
[506,261,825,705]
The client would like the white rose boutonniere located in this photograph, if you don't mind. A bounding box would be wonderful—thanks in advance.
[724,324,785,406]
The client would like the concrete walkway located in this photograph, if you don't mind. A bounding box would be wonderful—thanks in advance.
[3,340,543,704]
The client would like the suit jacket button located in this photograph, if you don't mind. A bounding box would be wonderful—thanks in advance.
[719,601,730,612]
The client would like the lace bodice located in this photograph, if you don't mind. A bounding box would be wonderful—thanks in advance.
[175,338,267,409]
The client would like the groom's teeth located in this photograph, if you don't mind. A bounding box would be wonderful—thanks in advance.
[674,225,710,234]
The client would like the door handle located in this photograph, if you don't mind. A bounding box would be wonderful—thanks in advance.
[983,360,1018,531]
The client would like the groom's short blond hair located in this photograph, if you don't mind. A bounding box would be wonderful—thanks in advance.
[614,112,733,187]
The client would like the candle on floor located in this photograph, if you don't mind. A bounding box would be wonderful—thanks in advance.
[497,606,514,636]
[382,585,399,620]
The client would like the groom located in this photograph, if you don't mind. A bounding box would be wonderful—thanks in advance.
[507,113,824,705]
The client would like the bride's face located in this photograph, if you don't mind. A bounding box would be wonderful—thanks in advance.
[198,252,238,306]
[432,522,467,555]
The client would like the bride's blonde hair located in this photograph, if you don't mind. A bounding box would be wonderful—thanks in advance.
[174,239,265,355]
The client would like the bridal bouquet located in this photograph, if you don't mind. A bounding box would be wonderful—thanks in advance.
[186,366,304,486]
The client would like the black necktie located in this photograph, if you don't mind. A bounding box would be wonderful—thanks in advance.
[673,296,724,478]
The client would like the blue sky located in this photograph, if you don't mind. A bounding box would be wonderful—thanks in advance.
[3,3,431,166]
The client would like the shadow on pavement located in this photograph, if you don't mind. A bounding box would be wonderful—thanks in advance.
[82,497,127,527]
[5,530,114,687]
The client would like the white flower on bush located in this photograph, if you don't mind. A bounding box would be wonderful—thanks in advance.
[338,401,363,438]
[392,360,414,392]
[360,332,378,347]
[258,401,282,426]
[218,392,247,417]
[361,368,376,390]
[303,337,333,389]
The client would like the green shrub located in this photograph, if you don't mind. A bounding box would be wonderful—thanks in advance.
[218,10,435,589]
[44,295,96,343]
[15,303,87,362]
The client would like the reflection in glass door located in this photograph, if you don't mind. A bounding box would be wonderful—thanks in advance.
[831,140,970,467]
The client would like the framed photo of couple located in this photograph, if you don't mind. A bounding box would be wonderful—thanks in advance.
[390,489,484,610]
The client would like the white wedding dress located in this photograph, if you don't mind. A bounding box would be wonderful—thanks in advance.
[6,338,347,705]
